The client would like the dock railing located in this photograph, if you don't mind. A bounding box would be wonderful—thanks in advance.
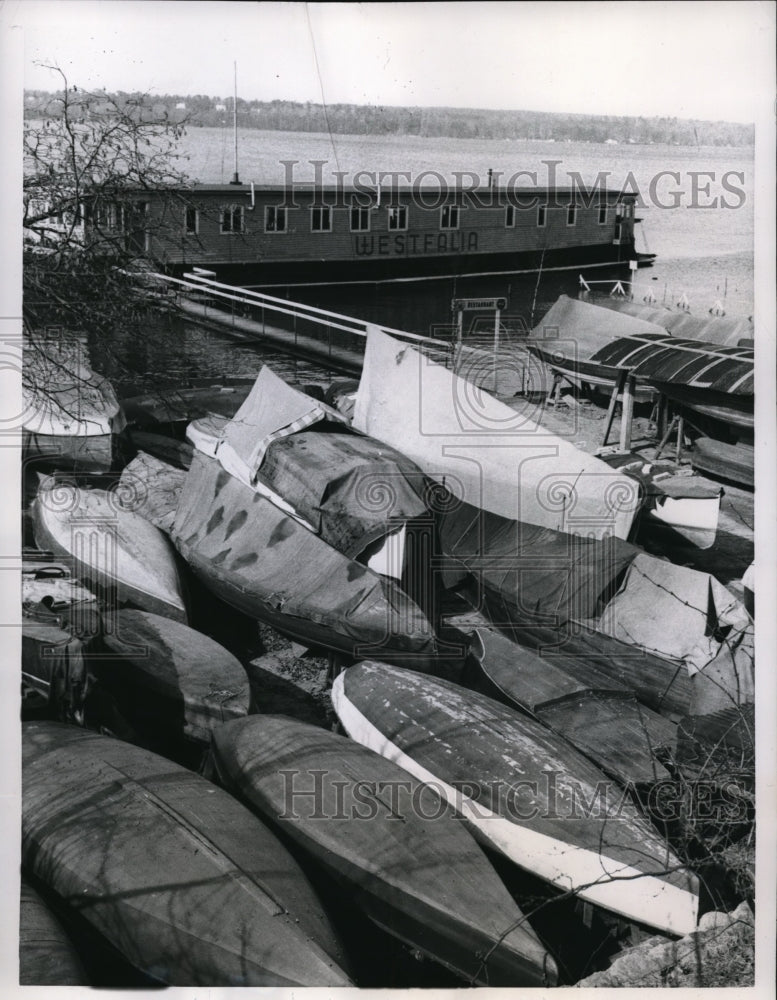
[144,269,452,372]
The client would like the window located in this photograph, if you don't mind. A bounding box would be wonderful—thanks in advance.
[97,203,125,230]
[265,206,287,232]
[221,205,244,234]
[311,206,332,232]
[505,204,515,227]
[350,204,370,232]
[567,205,577,226]
[184,207,198,235]
[598,205,607,225]
[387,205,408,231]
[537,205,547,227]
[440,204,460,230]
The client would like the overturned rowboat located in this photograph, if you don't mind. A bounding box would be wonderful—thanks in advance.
[91,610,250,743]
[31,478,188,623]
[465,625,677,787]
[334,662,700,934]
[23,337,126,472]
[213,714,558,986]
[23,721,353,986]
[20,878,87,985]
[528,297,753,433]
[333,662,700,937]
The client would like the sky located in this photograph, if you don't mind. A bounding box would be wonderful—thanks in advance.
[2,0,773,123]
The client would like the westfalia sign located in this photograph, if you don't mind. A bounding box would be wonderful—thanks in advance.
[353,232,478,256]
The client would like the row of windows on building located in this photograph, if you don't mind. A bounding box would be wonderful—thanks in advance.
[186,202,613,236]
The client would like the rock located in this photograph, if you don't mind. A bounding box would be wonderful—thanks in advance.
[576,903,754,987]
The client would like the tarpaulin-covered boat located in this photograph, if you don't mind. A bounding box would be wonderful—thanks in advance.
[212,714,558,987]
[31,478,188,623]
[23,338,126,472]
[185,365,437,591]
[171,451,437,666]
[23,722,352,986]
[437,496,754,726]
[353,327,640,541]
[333,662,700,937]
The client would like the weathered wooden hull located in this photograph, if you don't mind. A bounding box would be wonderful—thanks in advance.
[691,437,754,488]
[333,662,699,937]
[212,715,557,987]
[20,879,87,985]
[524,343,656,401]
[171,451,437,667]
[22,722,352,986]
[94,610,249,743]
[467,627,677,787]
[31,482,188,623]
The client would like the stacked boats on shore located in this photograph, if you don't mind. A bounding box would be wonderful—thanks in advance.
[20,320,755,986]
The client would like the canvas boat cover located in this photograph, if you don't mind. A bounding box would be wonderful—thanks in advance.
[594,551,754,681]
[437,497,639,625]
[353,328,639,540]
[439,498,753,716]
[216,367,346,487]
[529,295,667,361]
[593,297,754,347]
[171,451,436,662]
[23,338,125,437]
[257,430,428,559]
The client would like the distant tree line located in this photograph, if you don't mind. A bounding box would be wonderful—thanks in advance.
[23,90,754,146]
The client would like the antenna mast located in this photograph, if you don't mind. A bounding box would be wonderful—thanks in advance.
[230,61,240,185]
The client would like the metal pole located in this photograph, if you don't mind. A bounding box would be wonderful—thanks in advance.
[232,62,239,185]
[493,307,500,394]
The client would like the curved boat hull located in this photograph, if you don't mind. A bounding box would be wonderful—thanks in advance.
[22,722,352,986]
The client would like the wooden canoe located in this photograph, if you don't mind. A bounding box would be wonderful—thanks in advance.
[212,714,557,987]
[22,721,352,986]
[93,610,250,743]
[20,878,87,985]
[333,662,699,937]
[171,450,437,667]
[467,626,677,787]
[31,479,188,623]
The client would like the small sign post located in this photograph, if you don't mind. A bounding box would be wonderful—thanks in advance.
[451,297,507,394]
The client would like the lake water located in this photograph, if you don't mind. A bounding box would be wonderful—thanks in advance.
[97,131,755,391]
